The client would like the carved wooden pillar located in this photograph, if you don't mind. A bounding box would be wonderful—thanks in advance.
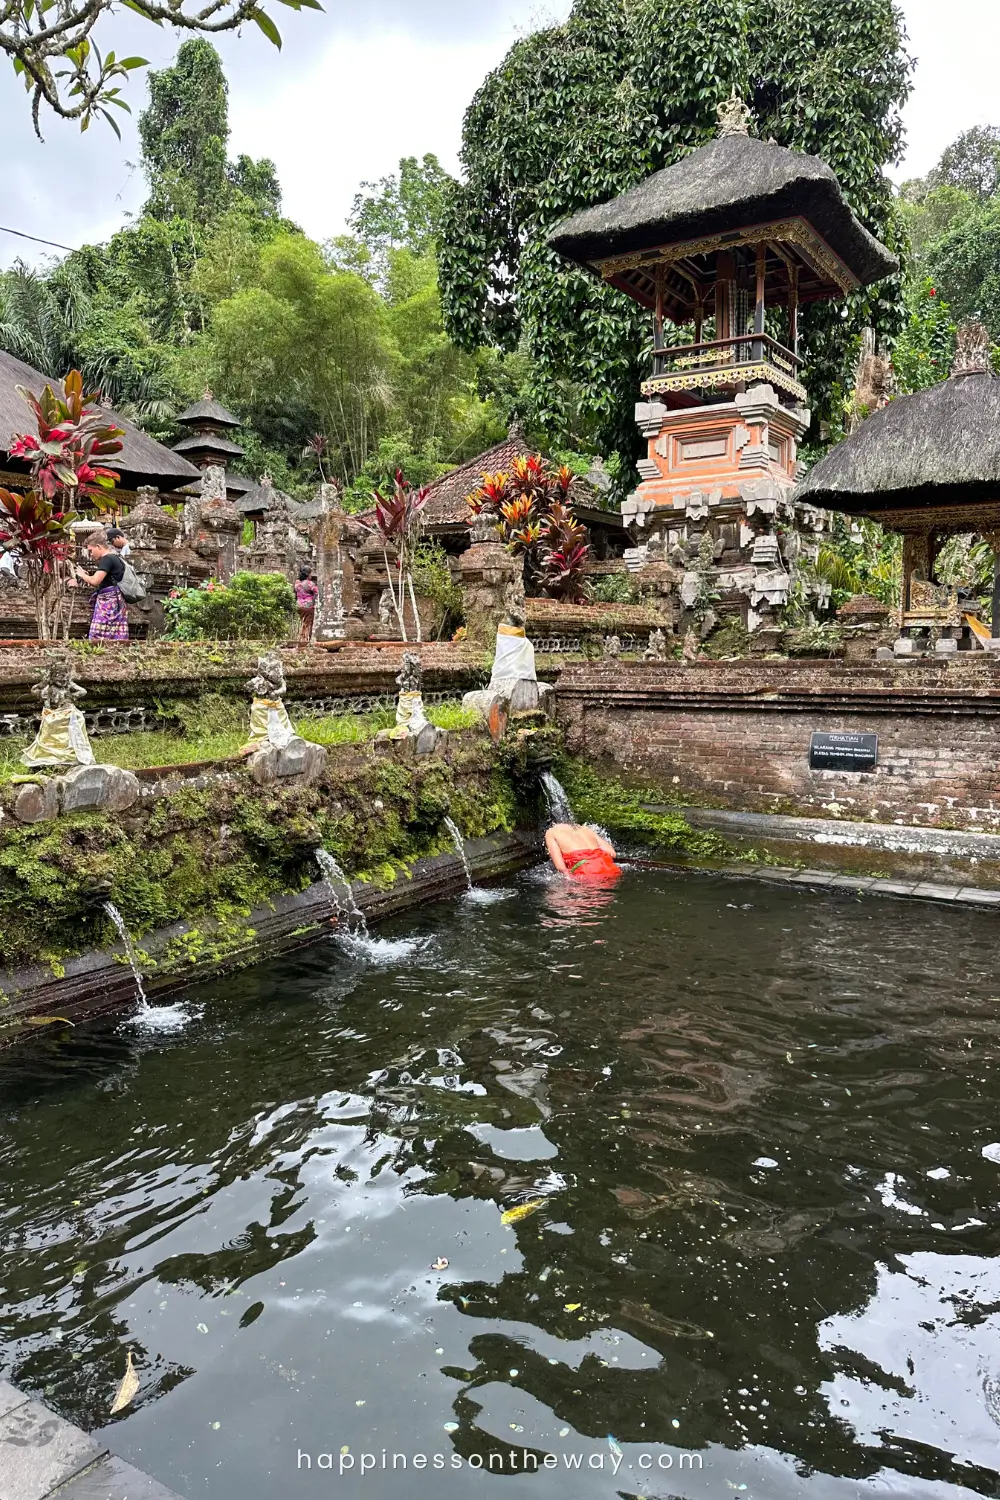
[753,245,767,360]
[715,251,736,342]
[788,264,800,357]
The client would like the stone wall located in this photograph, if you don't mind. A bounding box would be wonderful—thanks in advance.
[555,658,1000,831]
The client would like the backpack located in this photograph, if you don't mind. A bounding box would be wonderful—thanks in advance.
[118,561,147,603]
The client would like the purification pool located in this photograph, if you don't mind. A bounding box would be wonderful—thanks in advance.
[2,865,1000,1500]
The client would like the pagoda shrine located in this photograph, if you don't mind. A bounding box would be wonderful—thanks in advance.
[548,94,897,631]
[172,391,251,502]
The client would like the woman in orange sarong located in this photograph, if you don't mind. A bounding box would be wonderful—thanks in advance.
[544,823,623,882]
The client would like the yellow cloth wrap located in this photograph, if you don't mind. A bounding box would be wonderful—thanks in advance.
[245,697,295,751]
[383,690,430,740]
[496,623,526,638]
[22,706,95,769]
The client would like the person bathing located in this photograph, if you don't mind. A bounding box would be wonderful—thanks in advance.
[545,822,622,882]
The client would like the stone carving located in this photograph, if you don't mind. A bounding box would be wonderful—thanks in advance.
[503,573,527,629]
[396,651,422,694]
[681,627,701,663]
[22,652,95,769]
[311,481,348,641]
[717,90,752,137]
[952,320,994,377]
[378,589,394,628]
[245,651,295,751]
[603,633,622,660]
[643,627,668,661]
[376,650,438,750]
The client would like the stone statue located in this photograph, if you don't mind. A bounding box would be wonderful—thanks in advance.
[502,573,527,630]
[22,651,95,768]
[396,650,422,694]
[378,589,394,628]
[643,627,668,661]
[603,633,621,660]
[377,650,435,745]
[717,90,752,137]
[681,627,701,664]
[952,320,994,377]
[244,650,295,751]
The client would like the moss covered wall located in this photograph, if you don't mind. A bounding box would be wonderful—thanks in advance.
[0,731,520,971]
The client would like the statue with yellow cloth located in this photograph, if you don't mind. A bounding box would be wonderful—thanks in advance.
[377,652,433,742]
[22,651,96,769]
[463,576,549,719]
[243,651,296,752]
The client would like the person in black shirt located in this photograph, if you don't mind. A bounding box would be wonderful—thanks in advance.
[72,529,130,642]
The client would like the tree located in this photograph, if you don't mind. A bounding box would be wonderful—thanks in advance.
[929,125,1000,202]
[924,202,1000,342]
[350,155,454,277]
[3,0,318,137]
[439,0,911,488]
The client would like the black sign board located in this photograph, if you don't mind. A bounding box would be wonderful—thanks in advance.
[808,731,878,773]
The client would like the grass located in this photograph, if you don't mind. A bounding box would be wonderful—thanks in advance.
[0,696,482,782]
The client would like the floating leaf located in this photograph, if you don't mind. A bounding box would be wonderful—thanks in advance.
[24,1015,74,1026]
[430,1257,449,1271]
[501,1197,546,1225]
[110,1351,139,1414]
[564,1302,581,1312]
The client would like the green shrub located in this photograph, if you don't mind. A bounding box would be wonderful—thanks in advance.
[165,571,297,641]
[585,570,634,604]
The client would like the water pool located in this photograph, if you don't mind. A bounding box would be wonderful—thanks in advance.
[2,866,1000,1500]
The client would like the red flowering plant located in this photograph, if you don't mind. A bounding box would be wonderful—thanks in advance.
[0,370,122,639]
[368,468,429,641]
[467,453,590,600]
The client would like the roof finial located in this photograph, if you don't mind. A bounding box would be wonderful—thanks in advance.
[951,320,994,378]
[717,90,752,138]
[202,386,214,400]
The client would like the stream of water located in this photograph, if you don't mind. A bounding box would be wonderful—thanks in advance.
[540,770,574,824]
[443,815,473,891]
[315,847,370,937]
[5,868,1000,1500]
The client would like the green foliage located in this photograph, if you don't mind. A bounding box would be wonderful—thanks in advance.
[784,621,844,657]
[822,514,901,607]
[929,125,1000,202]
[892,278,957,393]
[439,0,911,490]
[164,571,296,642]
[348,153,454,288]
[553,755,729,861]
[139,42,231,226]
[585,571,635,604]
[411,541,465,635]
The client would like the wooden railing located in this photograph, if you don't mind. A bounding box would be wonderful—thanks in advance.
[651,333,800,380]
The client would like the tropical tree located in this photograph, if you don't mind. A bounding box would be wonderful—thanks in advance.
[4,0,317,136]
[369,470,429,641]
[0,371,122,639]
[439,0,911,490]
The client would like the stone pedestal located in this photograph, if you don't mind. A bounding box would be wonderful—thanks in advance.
[186,464,243,583]
[622,385,826,632]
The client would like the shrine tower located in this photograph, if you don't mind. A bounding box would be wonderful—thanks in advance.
[548,95,897,630]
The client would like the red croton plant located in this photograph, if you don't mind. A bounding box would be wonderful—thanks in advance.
[369,468,429,641]
[468,454,590,602]
[0,370,123,640]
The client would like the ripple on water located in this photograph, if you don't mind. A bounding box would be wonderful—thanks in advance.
[335,933,431,965]
[125,1002,200,1035]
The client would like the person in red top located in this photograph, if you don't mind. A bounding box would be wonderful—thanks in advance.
[544,823,622,882]
[294,568,318,644]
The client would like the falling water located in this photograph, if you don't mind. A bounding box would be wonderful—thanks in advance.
[443,815,473,891]
[540,770,574,824]
[315,848,370,937]
[103,901,148,1007]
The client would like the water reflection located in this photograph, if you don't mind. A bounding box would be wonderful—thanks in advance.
[1,869,999,1500]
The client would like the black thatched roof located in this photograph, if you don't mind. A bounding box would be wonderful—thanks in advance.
[548,133,896,288]
[0,350,200,492]
[174,432,245,460]
[176,394,240,429]
[237,478,297,516]
[795,373,1000,513]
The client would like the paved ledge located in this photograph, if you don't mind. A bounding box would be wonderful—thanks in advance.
[0,1380,183,1500]
[714,863,1000,908]
[663,805,1000,862]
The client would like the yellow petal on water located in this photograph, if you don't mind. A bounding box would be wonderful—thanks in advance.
[564,1303,581,1312]
[501,1198,546,1225]
[110,1351,139,1414]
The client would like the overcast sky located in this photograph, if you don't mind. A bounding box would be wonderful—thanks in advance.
[2,0,998,269]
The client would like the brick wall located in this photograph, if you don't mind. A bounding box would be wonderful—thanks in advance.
[555,659,1000,831]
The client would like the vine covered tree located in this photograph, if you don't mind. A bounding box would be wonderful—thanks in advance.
[439,0,912,487]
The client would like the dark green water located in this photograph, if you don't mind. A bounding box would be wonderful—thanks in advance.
[3,867,1000,1500]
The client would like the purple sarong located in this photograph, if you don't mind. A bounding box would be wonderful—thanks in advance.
[89,585,129,643]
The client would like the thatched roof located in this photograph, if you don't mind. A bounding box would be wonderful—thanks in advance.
[174,431,245,460]
[548,133,896,306]
[0,350,200,493]
[795,372,1000,514]
[176,393,240,430]
[237,477,297,516]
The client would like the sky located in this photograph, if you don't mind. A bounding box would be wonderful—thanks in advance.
[1,0,998,270]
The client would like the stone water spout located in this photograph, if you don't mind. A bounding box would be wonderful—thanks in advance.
[315,848,369,937]
[103,901,148,1008]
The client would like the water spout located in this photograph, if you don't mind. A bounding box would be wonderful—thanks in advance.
[315,848,369,937]
[443,815,473,892]
[540,770,574,825]
[103,901,148,1008]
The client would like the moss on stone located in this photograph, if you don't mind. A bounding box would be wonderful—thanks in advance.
[553,755,732,862]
